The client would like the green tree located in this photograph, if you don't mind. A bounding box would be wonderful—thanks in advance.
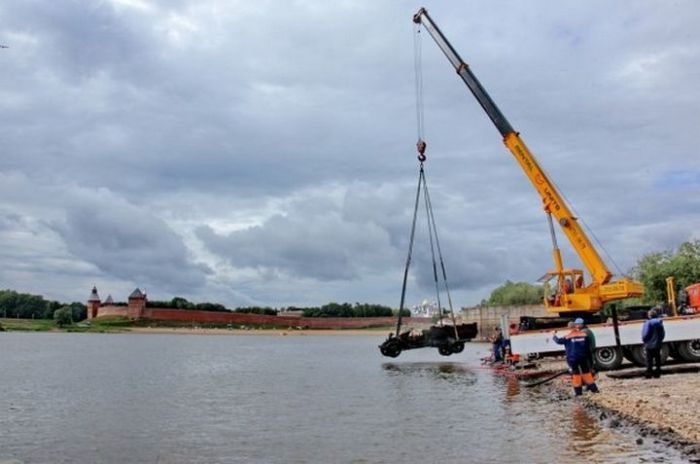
[397,308,411,317]
[45,300,62,319]
[0,290,51,319]
[633,240,700,303]
[352,303,393,317]
[235,306,278,316]
[487,281,544,306]
[171,297,194,309]
[69,302,87,321]
[195,302,228,312]
[300,302,394,318]
[53,306,73,327]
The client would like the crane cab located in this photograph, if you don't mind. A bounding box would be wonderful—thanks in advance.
[541,269,603,315]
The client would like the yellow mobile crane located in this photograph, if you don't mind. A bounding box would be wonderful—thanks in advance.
[413,8,644,316]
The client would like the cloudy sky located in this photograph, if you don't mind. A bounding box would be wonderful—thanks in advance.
[1,1,699,308]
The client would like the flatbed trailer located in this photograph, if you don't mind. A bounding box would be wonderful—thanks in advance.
[510,314,700,370]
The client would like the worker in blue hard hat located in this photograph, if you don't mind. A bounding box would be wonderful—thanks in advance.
[553,318,599,396]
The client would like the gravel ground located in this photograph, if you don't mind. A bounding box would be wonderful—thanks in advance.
[541,360,700,460]
[583,370,700,443]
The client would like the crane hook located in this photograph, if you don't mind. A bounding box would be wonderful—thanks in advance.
[416,138,427,162]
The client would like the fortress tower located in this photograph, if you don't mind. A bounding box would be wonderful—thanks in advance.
[87,286,101,319]
[127,288,147,320]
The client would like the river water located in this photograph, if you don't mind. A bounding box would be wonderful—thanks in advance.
[0,332,689,463]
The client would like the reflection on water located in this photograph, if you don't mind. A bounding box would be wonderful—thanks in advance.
[503,375,521,401]
[571,402,601,448]
[0,334,691,464]
[382,362,478,387]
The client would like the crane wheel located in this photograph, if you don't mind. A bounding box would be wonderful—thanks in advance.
[593,346,623,371]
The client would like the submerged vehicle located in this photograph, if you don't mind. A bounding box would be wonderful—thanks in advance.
[379,323,478,358]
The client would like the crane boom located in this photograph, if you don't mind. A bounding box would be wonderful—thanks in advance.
[413,8,643,313]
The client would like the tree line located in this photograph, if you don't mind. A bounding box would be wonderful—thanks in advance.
[0,292,397,321]
[301,302,397,318]
[147,297,228,312]
[633,240,700,303]
[0,289,86,321]
[147,299,396,318]
[481,240,700,308]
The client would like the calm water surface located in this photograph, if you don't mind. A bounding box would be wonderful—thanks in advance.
[0,332,688,463]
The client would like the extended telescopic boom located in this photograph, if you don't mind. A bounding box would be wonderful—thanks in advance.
[413,7,643,313]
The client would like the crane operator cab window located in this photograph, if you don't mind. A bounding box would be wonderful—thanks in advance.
[541,270,585,309]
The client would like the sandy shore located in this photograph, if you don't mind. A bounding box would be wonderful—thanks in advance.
[127,327,388,337]
[542,360,700,458]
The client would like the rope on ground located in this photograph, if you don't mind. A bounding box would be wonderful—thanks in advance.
[523,369,570,388]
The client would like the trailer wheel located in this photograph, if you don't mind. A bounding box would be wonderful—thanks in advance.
[676,339,700,362]
[438,346,453,356]
[627,346,646,367]
[380,340,401,358]
[669,343,683,361]
[593,346,623,371]
[628,344,669,367]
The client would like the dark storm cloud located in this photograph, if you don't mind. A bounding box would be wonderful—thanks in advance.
[51,189,211,294]
[11,2,152,80]
[196,183,399,282]
[0,212,22,231]
[195,180,529,295]
[0,1,412,199]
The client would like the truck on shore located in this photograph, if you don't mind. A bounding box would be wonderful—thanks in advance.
[511,313,700,370]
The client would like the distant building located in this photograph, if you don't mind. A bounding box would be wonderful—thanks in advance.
[127,288,147,320]
[85,287,419,330]
[87,287,147,320]
[87,286,100,319]
[411,299,440,318]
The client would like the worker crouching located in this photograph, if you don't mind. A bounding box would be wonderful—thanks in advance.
[552,318,600,396]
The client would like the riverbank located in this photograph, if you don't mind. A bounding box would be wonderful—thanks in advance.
[128,326,388,336]
[0,318,391,336]
[543,360,700,460]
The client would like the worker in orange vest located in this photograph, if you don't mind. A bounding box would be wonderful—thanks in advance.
[553,318,599,396]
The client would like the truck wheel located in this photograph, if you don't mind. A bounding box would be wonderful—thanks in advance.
[628,345,669,367]
[627,345,646,367]
[623,346,638,366]
[380,340,401,358]
[594,347,623,371]
[438,346,453,356]
[677,339,700,362]
[451,342,465,353]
